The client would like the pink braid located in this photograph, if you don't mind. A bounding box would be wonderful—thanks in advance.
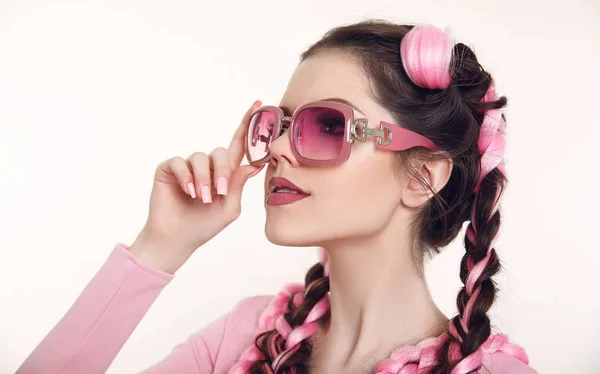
[228,248,330,374]
[458,84,508,335]
[228,283,305,374]
[400,24,526,373]
[473,84,507,194]
[373,333,526,374]
[443,84,510,372]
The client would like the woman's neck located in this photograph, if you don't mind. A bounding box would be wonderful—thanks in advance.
[308,216,448,373]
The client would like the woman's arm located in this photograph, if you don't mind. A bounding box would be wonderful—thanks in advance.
[481,351,539,374]
[17,243,272,374]
[17,243,174,374]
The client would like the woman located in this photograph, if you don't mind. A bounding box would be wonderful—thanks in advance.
[18,20,536,374]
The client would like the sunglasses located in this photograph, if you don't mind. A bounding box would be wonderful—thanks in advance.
[245,100,437,166]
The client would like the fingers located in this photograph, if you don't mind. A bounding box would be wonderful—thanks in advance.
[161,145,253,205]
[157,156,196,198]
[157,99,263,207]
[225,164,265,215]
[209,147,231,196]
[183,147,238,204]
[228,100,262,170]
[187,152,212,203]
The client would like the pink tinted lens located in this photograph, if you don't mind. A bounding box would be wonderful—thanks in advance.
[247,111,278,162]
[294,107,346,161]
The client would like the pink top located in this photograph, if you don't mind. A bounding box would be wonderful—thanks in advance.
[17,243,537,374]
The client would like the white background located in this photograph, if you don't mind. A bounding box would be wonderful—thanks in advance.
[1,0,599,373]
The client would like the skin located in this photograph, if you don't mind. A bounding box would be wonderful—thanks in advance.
[263,50,454,373]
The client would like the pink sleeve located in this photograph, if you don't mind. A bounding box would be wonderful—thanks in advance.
[17,243,175,374]
[17,243,273,374]
[480,351,539,374]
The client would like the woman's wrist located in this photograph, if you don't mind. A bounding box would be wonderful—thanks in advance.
[128,232,193,274]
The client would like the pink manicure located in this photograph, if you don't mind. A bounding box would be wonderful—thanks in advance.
[200,185,212,203]
[216,176,228,195]
[187,182,197,198]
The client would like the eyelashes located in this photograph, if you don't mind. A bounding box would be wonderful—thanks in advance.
[316,114,345,135]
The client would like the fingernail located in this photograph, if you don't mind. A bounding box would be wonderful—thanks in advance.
[200,185,212,203]
[254,100,261,106]
[248,165,265,178]
[216,176,228,195]
[187,182,197,198]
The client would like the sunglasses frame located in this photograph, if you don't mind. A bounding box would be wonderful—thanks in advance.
[244,100,436,166]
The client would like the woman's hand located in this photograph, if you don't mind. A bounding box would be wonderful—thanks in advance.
[129,100,265,273]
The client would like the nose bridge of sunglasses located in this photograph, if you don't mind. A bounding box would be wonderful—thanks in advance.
[276,116,292,138]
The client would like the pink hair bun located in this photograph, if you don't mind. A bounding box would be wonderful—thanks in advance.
[400,25,454,89]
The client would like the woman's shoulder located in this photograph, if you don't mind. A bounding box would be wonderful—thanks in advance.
[194,294,274,373]
[479,350,538,374]
[218,294,275,343]
[228,294,275,329]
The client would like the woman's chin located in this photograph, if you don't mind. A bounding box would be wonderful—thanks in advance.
[264,224,315,247]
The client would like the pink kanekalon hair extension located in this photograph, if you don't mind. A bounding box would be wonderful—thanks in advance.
[461,84,507,333]
[443,84,515,373]
[400,24,524,373]
[373,333,526,374]
[473,84,507,194]
[228,249,330,374]
[400,25,454,89]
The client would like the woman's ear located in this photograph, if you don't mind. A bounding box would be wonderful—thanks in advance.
[401,157,453,209]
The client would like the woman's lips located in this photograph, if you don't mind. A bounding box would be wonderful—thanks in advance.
[266,176,311,206]
[266,191,310,206]
[268,176,309,194]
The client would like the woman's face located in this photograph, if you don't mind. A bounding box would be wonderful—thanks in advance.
[263,51,410,247]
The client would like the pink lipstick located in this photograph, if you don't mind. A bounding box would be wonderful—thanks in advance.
[267,177,310,206]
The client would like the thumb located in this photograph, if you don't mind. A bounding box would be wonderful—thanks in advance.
[227,164,265,202]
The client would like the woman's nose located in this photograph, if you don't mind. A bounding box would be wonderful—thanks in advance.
[269,123,300,168]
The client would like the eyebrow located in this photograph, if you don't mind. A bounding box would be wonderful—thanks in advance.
[280,97,366,116]
[322,97,366,115]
